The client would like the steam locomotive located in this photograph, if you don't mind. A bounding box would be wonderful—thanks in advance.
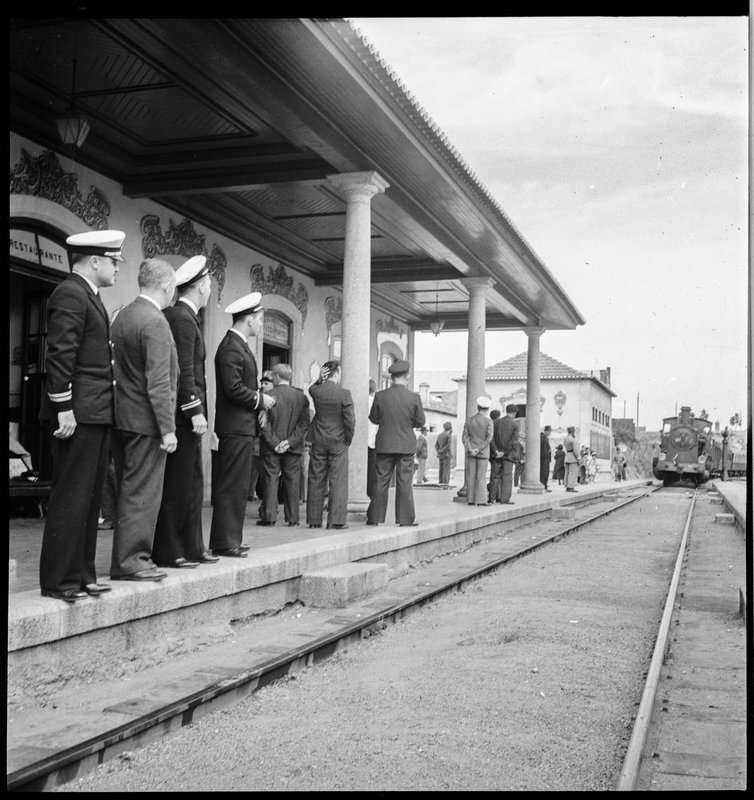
[652,406,713,486]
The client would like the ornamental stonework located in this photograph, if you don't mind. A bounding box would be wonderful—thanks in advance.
[140,214,227,301]
[325,296,342,331]
[250,263,309,328]
[9,148,111,229]
[376,317,405,338]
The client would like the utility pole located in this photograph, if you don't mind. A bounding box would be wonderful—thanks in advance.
[636,392,639,427]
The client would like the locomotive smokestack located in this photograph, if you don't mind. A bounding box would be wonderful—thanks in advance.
[679,406,691,424]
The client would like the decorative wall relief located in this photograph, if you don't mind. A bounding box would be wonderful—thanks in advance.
[325,296,342,341]
[140,214,227,301]
[498,386,545,411]
[375,317,405,338]
[554,390,567,415]
[250,263,309,329]
[9,148,111,229]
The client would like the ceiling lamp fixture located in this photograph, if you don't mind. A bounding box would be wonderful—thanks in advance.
[56,54,90,150]
[429,286,444,336]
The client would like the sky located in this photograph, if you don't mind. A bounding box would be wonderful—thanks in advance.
[349,16,750,433]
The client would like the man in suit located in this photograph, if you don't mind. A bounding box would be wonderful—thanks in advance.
[462,396,494,505]
[367,379,378,499]
[38,230,126,602]
[110,258,179,582]
[306,360,355,529]
[414,426,429,485]
[258,363,310,527]
[563,425,580,492]
[153,256,218,569]
[209,292,275,557]
[540,424,553,492]
[435,421,453,486]
[490,403,519,505]
[366,360,426,527]
[487,409,501,501]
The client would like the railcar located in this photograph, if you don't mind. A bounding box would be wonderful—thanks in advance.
[708,435,748,478]
[652,406,712,486]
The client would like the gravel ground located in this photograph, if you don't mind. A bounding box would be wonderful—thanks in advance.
[62,494,687,792]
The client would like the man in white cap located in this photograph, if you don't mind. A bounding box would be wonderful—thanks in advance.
[153,255,218,569]
[39,229,125,603]
[366,360,425,526]
[110,258,179,582]
[462,396,494,505]
[209,292,275,557]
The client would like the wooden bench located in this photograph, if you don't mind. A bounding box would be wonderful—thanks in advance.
[8,480,52,517]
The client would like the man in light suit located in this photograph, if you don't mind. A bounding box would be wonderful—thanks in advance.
[462,396,494,505]
[38,229,126,602]
[110,258,179,582]
[259,362,310,527]
[366,360,426,527]
[414,426,429,485]
[490,403,519,505]
[563,425,580,492]
[209,292,275,557]
[153,255,218,569]
[306,361,355,529]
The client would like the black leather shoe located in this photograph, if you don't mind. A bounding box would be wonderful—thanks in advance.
[239,544,250,551]
[288,522,299,526]
[256,520,273,526]
[366,521,379,526]
[41,589,88,602]
[566,488,578,493]
[111,569,167,582]
[83,583,112,595]
[503,501,515,505]
[195,551,220,563]
[214,548,248,558]
[155,558,199,569]
[97,518,115,530]
[400,522,419,527]
[327,523,349,529]
[308,524,322,529]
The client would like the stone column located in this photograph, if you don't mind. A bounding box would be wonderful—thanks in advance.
[519,326,545,494]
[328,171,389,514]
[457,277,493,497]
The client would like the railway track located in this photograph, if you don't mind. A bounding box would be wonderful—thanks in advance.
[9,484,745,791]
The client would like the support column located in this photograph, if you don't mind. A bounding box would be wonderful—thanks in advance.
[519,326,545,494]
[328,171,389,514]
[457,277,493,497]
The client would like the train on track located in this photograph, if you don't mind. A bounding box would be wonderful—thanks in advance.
[652,405,748,486]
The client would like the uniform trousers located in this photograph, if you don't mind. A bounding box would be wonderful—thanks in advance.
[110,429,168,577]
[438,456,451,485]
[153,426,206,562]
[540,459,551,490]
[499,459,515,503]
[465,455,489,504]
[210,434,254,551]
[488,458,503,501]
[306,442,349,526]
[367,452,416,525]
[261,450,303,524]
[564,461,579,489]
[39,423,110,593]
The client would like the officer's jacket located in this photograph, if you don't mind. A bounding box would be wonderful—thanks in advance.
[213,330,264,436]
[164,300,206,427]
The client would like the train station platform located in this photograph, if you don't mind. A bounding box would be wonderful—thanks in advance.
[709,479,748,532]
[8,477,654,709]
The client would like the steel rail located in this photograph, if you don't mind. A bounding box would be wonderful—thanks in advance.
[615,489,697,791]
[8,487,658,792]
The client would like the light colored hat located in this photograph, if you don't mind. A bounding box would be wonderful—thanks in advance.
[66,230,126,262]
[224,291,263,316]
[476,396,491,408]
[174,255,209,287]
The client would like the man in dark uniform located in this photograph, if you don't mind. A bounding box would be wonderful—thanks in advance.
[366,360,426,527]
[153,255,218,569]
[490,403,519,505]
[38,229,126,602]
[540,424,553,492]
[258,363,310,526]
[435,421,453,486]
[306,361,355,529]
[209,292,275,557]
[110,258,179,582]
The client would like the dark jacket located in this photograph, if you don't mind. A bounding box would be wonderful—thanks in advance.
[112,296,178,438]
[40,272,115,425]
[370,383,426,454]
[164,300,206,427]
[260,383,310,454]
[308,379,355,447]
[491,413,519,461]
[540,432,552,463]
[213,330,264,436]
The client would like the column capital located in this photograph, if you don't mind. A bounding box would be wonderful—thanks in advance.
[327,171,390,200]
[460,276,494,295]
[523,326,546,338]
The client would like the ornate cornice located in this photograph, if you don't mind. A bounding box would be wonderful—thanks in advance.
[140,214,227,301]
[250,263,309,328]
[376,316,405,339]
[9,148,111,229]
